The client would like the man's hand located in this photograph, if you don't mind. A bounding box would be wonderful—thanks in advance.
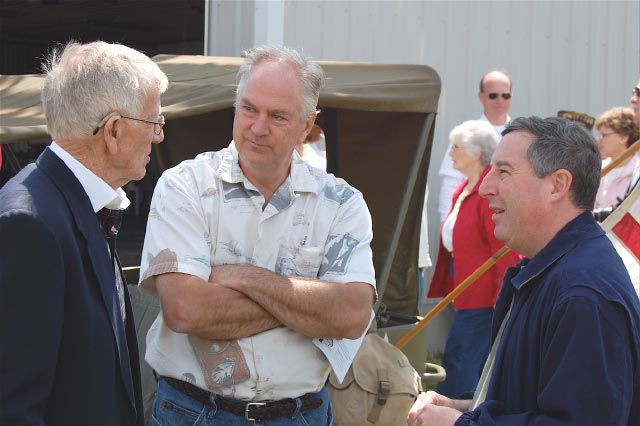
[406,391,467,426]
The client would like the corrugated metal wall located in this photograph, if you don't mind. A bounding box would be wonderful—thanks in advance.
[207,0,640,307]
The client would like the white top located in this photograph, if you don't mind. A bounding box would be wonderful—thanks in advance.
[441,188,468,253]
[139,142,376,401]
[299,144,327,170]
[49,141,129,212]
[307,135,326,153]
[437,114,509,222]
[480,113,510,138]
[418,184,432,268]
[595,154,640,209]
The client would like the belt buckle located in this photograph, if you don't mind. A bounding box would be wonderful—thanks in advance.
[245,402,266,421]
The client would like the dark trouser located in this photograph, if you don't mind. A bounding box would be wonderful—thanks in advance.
[436,307,494,398]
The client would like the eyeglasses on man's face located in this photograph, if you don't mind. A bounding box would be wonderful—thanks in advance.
[487,92,512,100]
[92,113,165,135]
[632,87,640,99]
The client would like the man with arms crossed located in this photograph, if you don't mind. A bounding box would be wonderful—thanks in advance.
[139,45,376,425]
[408,116,640,425]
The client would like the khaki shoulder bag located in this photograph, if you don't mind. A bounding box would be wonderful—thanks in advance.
[328,333,421,425]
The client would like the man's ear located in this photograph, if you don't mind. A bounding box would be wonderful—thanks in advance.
[549,168,573,201]
[299,112,317,144]
[102,116,120,155]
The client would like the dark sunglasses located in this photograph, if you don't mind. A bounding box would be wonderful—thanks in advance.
[488,92,512,100]
[632,87,640,98]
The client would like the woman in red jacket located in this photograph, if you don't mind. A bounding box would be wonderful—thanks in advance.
[428,120,521,398]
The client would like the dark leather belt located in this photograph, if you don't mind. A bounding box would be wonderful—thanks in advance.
[162,376,323,421]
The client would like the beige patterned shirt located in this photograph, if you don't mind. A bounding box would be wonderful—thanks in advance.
[139,142,376,401]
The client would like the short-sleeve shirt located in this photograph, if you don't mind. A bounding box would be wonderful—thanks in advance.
[139,142,376,401]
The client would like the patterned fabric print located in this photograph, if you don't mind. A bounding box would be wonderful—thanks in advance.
[268,179,295,212]
[319,233,360,276]
[220,240,256,266]
[275,243,324,278]
[140,248,180,284]
[188,336,250,390]
[139,142,376,401]
[221,180,256,201]
[322,183,355,206]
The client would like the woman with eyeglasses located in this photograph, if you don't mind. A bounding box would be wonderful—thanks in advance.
[593,106,640,211]
[427,120,522,399]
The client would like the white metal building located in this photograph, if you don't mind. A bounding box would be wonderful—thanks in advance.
[207,0,639,280]
[205,0,639,352]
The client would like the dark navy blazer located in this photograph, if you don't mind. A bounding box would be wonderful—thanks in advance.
[0,148,144,425]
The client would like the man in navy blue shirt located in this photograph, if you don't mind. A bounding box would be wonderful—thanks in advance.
[408,116,640,426]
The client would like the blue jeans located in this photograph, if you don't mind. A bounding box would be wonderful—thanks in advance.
[436,307,494,398]
[152,378,333,426]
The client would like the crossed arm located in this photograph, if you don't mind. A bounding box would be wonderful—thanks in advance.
[156,264,375,341]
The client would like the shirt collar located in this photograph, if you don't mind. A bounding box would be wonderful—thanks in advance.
[509,211,602,290]
[480,113,511,125]
[218,141,321,195]
[49,141,130,212]
[480,113,511,138]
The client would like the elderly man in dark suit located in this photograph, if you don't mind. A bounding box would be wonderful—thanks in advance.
[0,40,168,426]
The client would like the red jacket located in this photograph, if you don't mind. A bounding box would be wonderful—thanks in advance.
[427,166,521,310]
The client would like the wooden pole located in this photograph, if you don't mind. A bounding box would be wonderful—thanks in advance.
[602,139,640,176]
[395,246,511,349]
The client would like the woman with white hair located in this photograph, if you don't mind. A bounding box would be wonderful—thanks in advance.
[427,120,521,398]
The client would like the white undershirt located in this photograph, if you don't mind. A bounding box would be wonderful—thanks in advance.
[441,189,468,253]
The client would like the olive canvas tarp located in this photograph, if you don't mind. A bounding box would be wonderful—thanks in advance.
[0,54,441,319]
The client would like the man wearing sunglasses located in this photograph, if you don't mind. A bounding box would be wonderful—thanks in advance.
[437,70,513,223]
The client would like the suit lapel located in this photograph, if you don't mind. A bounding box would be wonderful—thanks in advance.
[37,148,137,409]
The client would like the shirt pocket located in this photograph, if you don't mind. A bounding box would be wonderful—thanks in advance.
[276,244,324,278]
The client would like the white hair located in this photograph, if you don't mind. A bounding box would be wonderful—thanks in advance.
[235,45,325,122]
[41,41,168,140]
[449,120,498,166]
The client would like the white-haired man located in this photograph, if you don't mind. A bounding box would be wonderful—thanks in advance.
[0,40,168,426]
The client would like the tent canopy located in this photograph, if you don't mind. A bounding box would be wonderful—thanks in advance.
[0,54,441,319]
[1,54,440,143]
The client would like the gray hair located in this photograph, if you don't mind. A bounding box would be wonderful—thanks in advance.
[503,116,601,210]
[41,41,168,140]
[234,45,325,122]
[449,120,498,166]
